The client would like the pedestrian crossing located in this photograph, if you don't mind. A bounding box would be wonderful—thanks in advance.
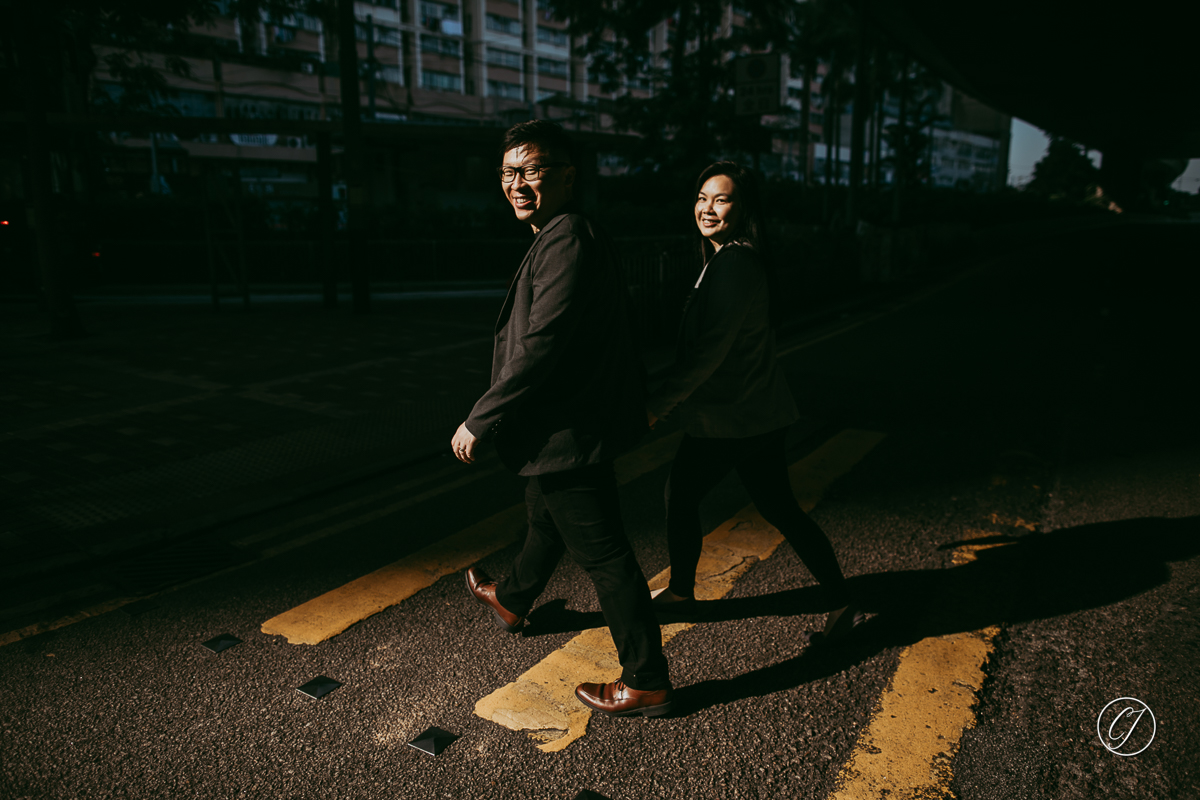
[259,432,686,645]
[258,427,885,753]
[475,429,886,752]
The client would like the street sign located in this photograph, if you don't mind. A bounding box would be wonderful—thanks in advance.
[734,53,781,116]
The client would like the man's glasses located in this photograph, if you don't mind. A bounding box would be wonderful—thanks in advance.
[497,162,569,183]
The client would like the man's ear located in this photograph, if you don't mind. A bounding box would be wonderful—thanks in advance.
[563,164,577,189]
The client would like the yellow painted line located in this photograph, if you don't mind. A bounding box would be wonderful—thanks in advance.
[828,532,1014,799]
[233,460,502,550]
[777,261,990,360]
[474,429,886,753]
[777,321,866,357]
[0,597,139,649]
[260,431,685,645]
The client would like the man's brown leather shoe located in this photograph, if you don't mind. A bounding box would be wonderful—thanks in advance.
[574,680,673,717]
[465,567,524,633]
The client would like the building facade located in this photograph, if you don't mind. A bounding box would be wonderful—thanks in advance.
[89,0,1009,196]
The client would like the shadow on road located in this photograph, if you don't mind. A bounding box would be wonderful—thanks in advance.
[522,515,1199,714]
[671,514,1198,714]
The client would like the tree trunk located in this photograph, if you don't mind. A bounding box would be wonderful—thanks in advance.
[800,57,814,187]
[19,24,82,338]
[891,57,909,225]
[822,63,836,222]
[317,132,337,309]
[338,0,371,313]
[846,13,870,225]
[872,85,883,191]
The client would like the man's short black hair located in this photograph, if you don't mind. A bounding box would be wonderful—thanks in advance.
[500,119,577,165]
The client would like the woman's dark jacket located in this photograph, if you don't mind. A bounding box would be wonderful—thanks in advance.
[647,242,799,438]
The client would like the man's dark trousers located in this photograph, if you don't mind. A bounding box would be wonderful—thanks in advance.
[495,461,670,692]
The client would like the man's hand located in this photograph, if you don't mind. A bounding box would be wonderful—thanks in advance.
[646,408,659,430]
[451,422,479,464]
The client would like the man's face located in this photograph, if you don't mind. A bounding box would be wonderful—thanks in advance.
[501,144,575,232]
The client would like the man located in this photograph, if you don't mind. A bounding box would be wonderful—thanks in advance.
[452,120,672,717]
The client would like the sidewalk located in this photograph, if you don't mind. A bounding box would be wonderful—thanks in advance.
[0,291,506,579]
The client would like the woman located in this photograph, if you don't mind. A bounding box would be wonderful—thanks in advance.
[647,161,857,638]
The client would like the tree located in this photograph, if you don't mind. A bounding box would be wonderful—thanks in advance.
[881,58,943,222]
[549,0,801,177]
[1027,137,1100,200]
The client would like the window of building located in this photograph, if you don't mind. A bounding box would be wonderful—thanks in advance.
[488,79,524,99]
[273,26,296,43]
[486,14,522,36]
[225,97,321,120]
[295,13,322,32]
[422,36,461,56]
[422,70,462,91]
[537,26,568,47]
[537,57,567,77]
[421,2,458,19]
[537,88,561,101]
[380,65,403,83]
[487,48,522,69]
[375,26,402,46]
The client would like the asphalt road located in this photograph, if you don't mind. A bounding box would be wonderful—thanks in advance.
[2,220,1196,800]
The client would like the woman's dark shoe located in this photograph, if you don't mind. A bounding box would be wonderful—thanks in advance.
[822,603,863,640]
[650,587,696,617]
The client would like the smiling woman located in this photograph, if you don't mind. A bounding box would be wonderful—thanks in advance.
[647,160,858,638]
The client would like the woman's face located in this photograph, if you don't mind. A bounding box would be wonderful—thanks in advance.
[695,174,740,248]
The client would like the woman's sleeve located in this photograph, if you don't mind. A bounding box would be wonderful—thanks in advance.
[646,248,759,419]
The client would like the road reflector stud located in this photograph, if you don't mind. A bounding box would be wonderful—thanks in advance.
[296,676,342,699]
[408,726,458,756]
[200,633,242,653]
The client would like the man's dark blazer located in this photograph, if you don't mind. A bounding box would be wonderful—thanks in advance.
[464,208,646,476]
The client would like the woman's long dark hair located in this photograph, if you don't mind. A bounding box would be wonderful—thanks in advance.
[693,161,781,327]
[694,161,766,263]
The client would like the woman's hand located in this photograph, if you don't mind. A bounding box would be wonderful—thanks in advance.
[646,408,659,430]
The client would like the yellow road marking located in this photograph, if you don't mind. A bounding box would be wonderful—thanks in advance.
[777,321,866,357]
[0,461,498,649]
[474,429,886,753]
[232,459,501,549]
[0,597,140,649]
[777,261,989,360]
[829,532,1013,799]
[260,432,685,645]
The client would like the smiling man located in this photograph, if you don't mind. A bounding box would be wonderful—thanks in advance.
[453,120,673,717]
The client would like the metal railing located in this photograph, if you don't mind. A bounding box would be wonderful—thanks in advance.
[85,235,701,341]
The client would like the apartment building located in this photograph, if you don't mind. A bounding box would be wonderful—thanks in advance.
[90,0,1006,196]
